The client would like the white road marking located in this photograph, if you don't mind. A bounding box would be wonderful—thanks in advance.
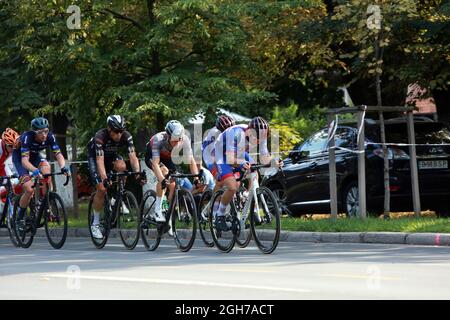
[43,273,312,293]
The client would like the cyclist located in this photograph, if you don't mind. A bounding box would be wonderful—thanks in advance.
[87,115,144,239]
[212,116,280,230]
[0,128,19,179]
[144,120,199,223]
[0,128,20,225]
[12,118,70,231]
[202,114,236,177]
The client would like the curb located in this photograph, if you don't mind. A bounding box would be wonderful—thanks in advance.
[1,228,449,246]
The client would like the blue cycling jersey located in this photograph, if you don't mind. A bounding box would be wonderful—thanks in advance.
[14,131,61,159]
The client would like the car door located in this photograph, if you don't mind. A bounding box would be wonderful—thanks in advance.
[313,127,357,200]
[283,130,329,204]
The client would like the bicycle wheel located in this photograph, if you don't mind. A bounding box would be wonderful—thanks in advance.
[172,188,197,252]
[87,193,110,249]
[12,198,36,248]
[249,186,281,254]
[234,188,252,248]
[117,190,140,250]
[140,190,161,251]
[197,190,214,247]
[209,189,238,253]
[44,192,68,249]
[6,196,20,248]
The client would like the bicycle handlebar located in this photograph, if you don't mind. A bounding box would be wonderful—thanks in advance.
[0,174,19,181]
[235,163,279,182]
[168,172,202,179]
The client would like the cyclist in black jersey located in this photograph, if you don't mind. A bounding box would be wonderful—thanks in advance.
[87,115,144,239]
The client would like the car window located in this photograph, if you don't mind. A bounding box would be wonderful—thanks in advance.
[334,127,355,148]
[300,130,328,156]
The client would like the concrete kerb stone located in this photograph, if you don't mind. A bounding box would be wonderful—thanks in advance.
[339,232,363,243]
[1,228,450,246]
[362,232,408,244]
[406,233,450,246]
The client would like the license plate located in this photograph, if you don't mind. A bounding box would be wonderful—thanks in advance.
[418,160,448,169]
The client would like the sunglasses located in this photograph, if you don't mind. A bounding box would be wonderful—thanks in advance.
[35,129,49,135]
[5,144,13,148]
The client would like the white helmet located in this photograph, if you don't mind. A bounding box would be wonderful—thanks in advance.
[165,120,184,140]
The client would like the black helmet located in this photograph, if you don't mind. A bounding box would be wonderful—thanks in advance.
[31,117,49,131]
[107,115,125,132]
[248,116,269,131]
[215,114,235,132]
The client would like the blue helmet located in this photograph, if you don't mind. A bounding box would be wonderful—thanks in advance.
[31,117,49,130]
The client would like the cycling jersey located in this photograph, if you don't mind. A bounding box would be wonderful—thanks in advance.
[12,131,61,177]
[145,131,192,162]
[0,141,9,177]
[202,127,221,169]
[87,128,135,159]
[214,124,270,165]
[15,131,61,158]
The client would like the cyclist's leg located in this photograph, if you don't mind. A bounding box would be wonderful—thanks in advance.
[88,157,112,229]
[113,156,127,173]
[148,158,173,222]
[214,164,238,224]
[13,153,37,220]
[38,160,51,195]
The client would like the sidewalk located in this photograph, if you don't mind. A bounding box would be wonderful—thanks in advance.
[1,228,449,246]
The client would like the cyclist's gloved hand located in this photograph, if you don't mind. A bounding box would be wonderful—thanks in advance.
[61,165,70,176]
[161,178,169,189]
[242,161,251,171]
[136,172,147,186]
[31,169,41,178]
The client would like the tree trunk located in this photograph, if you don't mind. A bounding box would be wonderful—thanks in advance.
[375,34,390,220]
[70,128,79,219]
[146,0,164,129]
[433,88,450,124]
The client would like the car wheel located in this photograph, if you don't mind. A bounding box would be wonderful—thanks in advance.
[343,181,360,218]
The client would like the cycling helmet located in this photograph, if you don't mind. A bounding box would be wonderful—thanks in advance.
[165,120,185,139]
[215,114,235,132]
[1,128,19,145]
[107,115,125,132]
[31,117,49,131]
[248,116,269,131]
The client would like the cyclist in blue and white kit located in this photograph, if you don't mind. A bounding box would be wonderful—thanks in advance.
[212,116,280,230]
[202,114,235,187]
[12,117,70,231]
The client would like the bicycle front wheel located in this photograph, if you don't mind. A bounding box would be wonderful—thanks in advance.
[172,189,197,252]
[140,190,161,251]
[117,190,140,250]
[44,193,68,249]
[12,198,35,249]
[234,189,252,248]
[209,189,237,253]
[88,193,110,249]
[250,187,281,254]
[7,196,20,247]
[197,190,214,247]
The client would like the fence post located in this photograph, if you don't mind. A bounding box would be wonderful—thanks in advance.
[407,111,421,217]
[328,113,338,220]
[357,107,367,219]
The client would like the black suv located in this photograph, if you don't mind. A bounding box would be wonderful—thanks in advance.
[263,117,450,217]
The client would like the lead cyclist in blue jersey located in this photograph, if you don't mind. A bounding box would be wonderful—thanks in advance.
[12,117,70,231]
[211,116,281,230]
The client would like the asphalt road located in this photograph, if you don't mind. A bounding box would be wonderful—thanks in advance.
[1,236,450,300]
